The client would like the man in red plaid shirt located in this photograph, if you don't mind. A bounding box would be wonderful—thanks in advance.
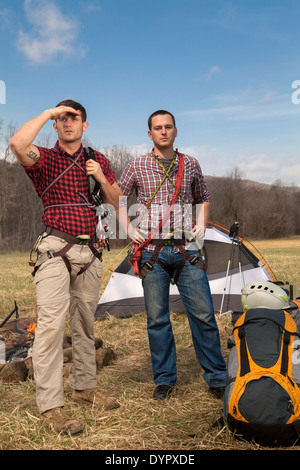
[118,110,226,401]
[10,99,122,435]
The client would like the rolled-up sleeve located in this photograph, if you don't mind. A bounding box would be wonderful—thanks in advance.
[22,146,48,197]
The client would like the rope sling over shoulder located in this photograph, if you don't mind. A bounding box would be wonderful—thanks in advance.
[130,151,206,282]
[30,147,103,277]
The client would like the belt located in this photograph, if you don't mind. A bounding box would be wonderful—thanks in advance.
[45,227,96,245]
[151,238,185,247]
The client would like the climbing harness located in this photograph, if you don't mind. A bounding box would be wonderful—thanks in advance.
[30,228,102,277]
[139,238,206,284]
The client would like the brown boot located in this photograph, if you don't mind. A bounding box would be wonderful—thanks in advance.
[72,388,120,409]
[41,407,83,435]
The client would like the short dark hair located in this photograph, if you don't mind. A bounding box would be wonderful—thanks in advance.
[56,99,87,122]
[148,110,176,130]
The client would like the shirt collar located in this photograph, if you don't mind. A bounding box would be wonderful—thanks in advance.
[54,140,84,159]
[150,148,179,165]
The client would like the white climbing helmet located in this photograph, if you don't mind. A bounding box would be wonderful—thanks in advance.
[241,281,290,310]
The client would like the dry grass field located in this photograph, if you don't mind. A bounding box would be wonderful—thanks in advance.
[0,237,300,451]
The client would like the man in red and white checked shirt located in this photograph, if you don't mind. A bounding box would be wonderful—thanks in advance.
[118,110,226,401]
[10,100,122,435]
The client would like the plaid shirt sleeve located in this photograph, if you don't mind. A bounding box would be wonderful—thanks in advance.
[191,158,210,204]
[94,150,116,184]
[22,146,49,197]
[117,160,137,206]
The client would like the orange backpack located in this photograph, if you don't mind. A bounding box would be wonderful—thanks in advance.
[224,306,300,445]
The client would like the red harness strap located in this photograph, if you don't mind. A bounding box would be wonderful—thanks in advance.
[130,152,185,277]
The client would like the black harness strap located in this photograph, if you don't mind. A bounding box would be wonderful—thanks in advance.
[31,243,72,276]
[238,326,251,377]
[32,228,102,277]
[280,330,291,377]
[76,242,103,276]
[139,239,206,283]
[139,241,173,280]
[174,245,206,284]
[55,243,73,273]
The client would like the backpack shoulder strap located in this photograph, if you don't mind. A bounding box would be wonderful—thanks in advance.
[84,147,103,206]
[283,309,298,334]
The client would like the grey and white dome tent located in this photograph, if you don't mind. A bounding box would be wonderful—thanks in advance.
[95,222,276,320]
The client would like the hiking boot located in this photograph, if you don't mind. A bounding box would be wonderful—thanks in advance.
[41,407,83,435]
[72,388,120,409]
[153,384,174,400]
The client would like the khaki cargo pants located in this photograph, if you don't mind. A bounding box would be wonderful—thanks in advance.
[32,234,103,414]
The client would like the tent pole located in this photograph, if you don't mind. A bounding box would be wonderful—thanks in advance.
[219,222,240,316]
[237,238,244,292]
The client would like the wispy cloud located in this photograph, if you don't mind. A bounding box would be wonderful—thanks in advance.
[208,3,292,44]
[180,88,299,122]
[80,1,101,14]
[177,146,300,185]
[0,7,12,27]
[237,153,300,186]
[206,65,221,81]
[17,0,83,64]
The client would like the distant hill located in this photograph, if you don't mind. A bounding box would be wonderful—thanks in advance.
[204,174,299,192]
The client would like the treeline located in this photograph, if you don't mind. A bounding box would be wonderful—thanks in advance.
[0,139,300,252]
[207,168,300,239]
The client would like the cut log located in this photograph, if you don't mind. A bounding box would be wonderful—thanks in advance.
[24,357,34,379]
[63,347,72,363]
[0,315,116,383]
[0,361,28,383]
[96,347,116,369]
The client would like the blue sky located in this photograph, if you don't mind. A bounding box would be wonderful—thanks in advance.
[0,0,299,185]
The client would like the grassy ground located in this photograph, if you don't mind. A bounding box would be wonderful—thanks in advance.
[0,237,300,451]
[252,237,300,288]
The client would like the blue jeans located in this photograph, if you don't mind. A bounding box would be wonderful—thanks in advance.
[141,246,226,388]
